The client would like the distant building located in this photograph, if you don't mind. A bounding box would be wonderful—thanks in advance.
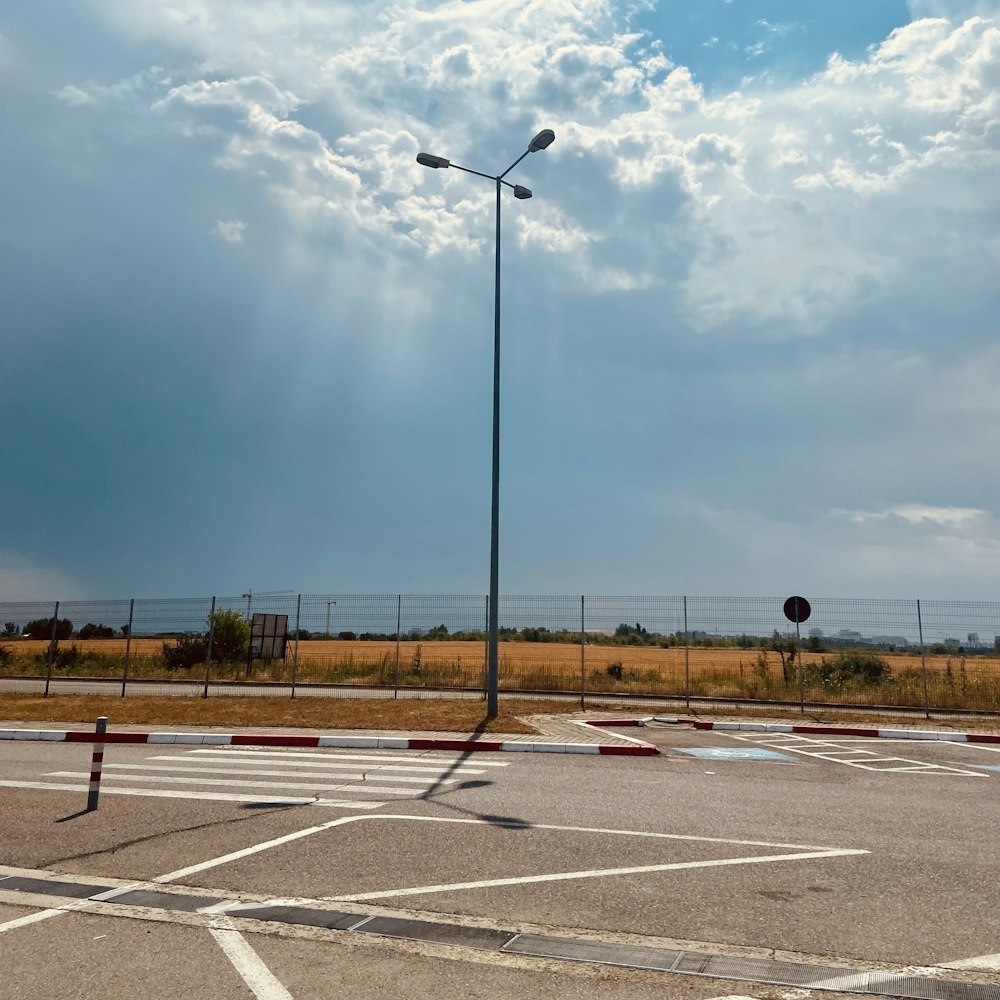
[808,627,824,637]
[837,629,863,641]
[871,636,909,647]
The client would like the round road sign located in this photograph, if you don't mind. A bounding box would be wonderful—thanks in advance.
[783,596,811,624]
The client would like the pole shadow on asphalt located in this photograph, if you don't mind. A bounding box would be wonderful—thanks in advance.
[417,716,530,828]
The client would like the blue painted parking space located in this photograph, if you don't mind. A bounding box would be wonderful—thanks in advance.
[677,747,797,763]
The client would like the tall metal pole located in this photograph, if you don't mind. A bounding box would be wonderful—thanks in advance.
[579,595,586,710]
[486,177,502,718]
[796,596,805,713]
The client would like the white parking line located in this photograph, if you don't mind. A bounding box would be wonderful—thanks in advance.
[731,734,986,775]
[329,847,869,902]
[939,952,1000,972]
[210,923,295,1000]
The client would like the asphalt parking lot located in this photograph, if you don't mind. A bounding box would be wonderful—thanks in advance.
[1,720,999,999]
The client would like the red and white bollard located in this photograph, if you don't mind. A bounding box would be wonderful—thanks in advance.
[87,716,107,811]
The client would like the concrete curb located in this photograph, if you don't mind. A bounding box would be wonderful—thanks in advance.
[0,721,660,756]
[681,720,1000,744]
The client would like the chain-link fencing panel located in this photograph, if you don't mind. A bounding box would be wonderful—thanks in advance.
[580,597,687,702]
[912,600,1000,713]
[291,594,404,696]
[496,595,584,696]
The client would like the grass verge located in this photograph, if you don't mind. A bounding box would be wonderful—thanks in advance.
[0,694,581,734]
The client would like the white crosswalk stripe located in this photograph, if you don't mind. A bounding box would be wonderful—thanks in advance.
[19,746,511,809]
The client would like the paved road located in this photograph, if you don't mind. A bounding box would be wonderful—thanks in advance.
[1,722,998,998]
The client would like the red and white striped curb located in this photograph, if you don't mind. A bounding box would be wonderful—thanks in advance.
[687,720,1000,744]
[0,722,659,756]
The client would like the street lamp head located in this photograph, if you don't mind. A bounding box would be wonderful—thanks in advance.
[513,185,532,200]
[528,129,555,152]
[416,152,450,169]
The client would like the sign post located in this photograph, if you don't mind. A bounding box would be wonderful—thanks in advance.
[783,596,811,714]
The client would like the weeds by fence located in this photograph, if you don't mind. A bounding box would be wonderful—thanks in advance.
[2,594,999,714]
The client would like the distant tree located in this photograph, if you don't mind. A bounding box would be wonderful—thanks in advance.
[769,631,798,685]
[3,623,16,637]
[120,623,130,638]
[426,624,450,640]
[24,617,73,641]
[337,631,357,641]
[78,623,115,639]
[806,635,823,652]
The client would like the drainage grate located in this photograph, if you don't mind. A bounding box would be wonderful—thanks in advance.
[230,905,364,931]
[505,933,682,972]
[0,876,116,899]
[106,889,223,912]
[358,915,517,951]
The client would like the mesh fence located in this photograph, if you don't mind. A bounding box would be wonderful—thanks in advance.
[1,594,998,712]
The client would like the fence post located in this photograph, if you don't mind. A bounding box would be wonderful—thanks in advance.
[87,716,108,811]
[120,598,134,698]
[291,594,301,699]
[202,596,216,699]
[580,595,586,710]
[917,599,930,720]
[483,594,489,702]
[44,601,60,698]
[683,596,690,710]
[394,594,402,700]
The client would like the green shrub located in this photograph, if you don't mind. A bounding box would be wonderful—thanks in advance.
[163,635,208,670]
[809,652,892,691]
[209,609,250,662]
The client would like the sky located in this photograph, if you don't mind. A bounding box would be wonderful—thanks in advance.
[2,0,1000,602]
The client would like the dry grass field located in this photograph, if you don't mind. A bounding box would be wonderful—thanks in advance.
[5,637,999,711]
[0,693,578,732]
[6,636,998,677]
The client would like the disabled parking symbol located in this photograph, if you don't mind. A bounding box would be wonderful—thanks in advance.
[679,747,797,762]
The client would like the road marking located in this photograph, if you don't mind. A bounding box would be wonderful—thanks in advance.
[185,748,501,771]
[153,815,363,883]
[731,735,986,775]
[143,757,459,783]
[89,764,420,794]
[329,848,869,902]
[939,952,1000,971]
[0,907,67,934]
[0,780,385,808]
[45,771,403,796]
[210,923,295,1000]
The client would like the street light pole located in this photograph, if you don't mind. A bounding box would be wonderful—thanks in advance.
[416,128,555,718]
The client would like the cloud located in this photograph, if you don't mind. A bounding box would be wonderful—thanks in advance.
[55,84,93,106]
[213,219,246,243]
[0,553,79,602]
[833,504,987,526]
